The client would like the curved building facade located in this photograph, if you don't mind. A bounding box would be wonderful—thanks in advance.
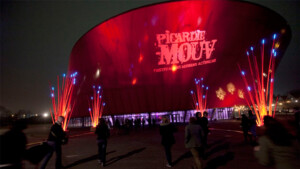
[68,0,291,117]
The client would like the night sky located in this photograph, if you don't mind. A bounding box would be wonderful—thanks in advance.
[1,0,299,114]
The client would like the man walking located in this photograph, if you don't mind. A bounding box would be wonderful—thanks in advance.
[40,116,67,169]
[185,117,204,169]
[201,112,209,147]
[95,118,110,167]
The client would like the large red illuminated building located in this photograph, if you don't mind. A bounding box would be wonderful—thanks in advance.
[68,0,291,124]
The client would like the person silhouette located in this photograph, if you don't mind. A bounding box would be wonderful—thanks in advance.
[95,118,110,167]
[241,114,250,142]
[185,117,204,169]
[248,110,257,143]
[159,116,177,167]
[254,116,300,169]
[40,116,67,169]
[0,119,27,169]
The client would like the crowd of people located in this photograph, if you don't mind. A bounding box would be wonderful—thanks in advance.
[0,110,299,169]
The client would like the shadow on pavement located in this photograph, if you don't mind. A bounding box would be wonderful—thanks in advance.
[206,139,225,149]
[64,150,116,168]
[205,142,230,158]
[204,152,235,169]
[105,147,146,166]
[173,141,229,166]
[172,151,192,165]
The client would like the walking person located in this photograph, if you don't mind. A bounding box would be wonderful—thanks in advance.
[159,116,177,167]
[201,112,209,147]
[40,116,67,169]
[95,118,110,167]
[294,108,300,142]
[114,119,121,135]
[195,112,202,125]
[241,114,250,143]
[0,120,27,169]
[254,116,300,169]
[185,117,204,169]
[248,110,257,144]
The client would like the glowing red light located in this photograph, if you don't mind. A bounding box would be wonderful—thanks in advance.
[171,65,177,72]
[139,53,143,63]
[88,86,105,127]
[132,78,137,85]
[238,36,279,126]
[49,74,76,131]
[144,34,149,42]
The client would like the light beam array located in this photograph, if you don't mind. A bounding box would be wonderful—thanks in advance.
[49,72,77,131]
[190,78,209,116]
[88,85,106,127]
[238,34,279,126]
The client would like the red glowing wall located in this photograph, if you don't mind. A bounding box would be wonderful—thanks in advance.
[68,0,291,116]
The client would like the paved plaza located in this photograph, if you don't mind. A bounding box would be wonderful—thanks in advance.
[8,119,294,169]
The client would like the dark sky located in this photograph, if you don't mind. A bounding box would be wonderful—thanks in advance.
[1,0,299,114]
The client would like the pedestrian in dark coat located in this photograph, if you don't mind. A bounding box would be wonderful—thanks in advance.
[40,116,67,169]
[248,110,257,143]
[254,116,300,169]
[241,114,249,142]
[0,120,27,169]
[195,112,202,125]
[159,116,177,168]
[95,118,110,167]
[200,112,209,147]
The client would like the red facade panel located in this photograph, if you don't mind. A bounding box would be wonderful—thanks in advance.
[68,0,291,116]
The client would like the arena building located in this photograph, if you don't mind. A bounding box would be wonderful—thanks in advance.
[67,0,291,127]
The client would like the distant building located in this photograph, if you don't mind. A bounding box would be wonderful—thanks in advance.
[275,89,300,114]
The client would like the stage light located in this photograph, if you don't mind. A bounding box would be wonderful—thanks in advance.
[43,113,49,118]
[95,69,101,78]
[139,53,143,63]
[132,78,137,85]
[247,86,251,91]
[191,77,208,115]
[238,35,280,125]
[171,65,177,72]
[89,85,105,127]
